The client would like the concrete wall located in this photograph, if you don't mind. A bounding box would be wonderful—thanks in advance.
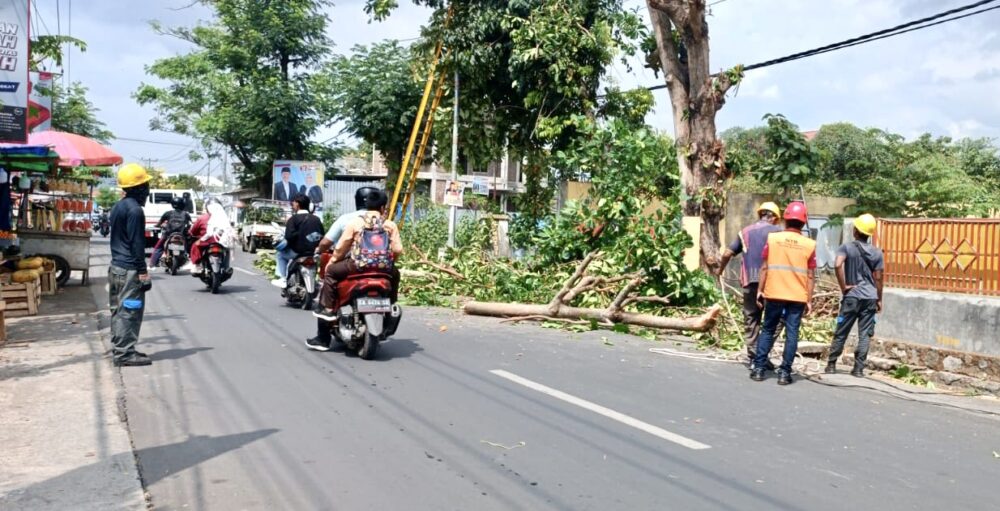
[879,288,1000,356]
[722,193,856,251]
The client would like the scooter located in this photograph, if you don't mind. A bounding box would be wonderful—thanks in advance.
[283,255,319,310]
[99,218,110,237]
[160,232,189,276]
[318,264,402,360]
[197,234,234,294]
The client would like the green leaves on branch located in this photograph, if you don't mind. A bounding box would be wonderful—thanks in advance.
[753,113,818,194]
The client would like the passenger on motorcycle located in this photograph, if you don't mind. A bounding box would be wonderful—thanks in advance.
[149,197,192,268]
[271,195,325,288]
[311,189,403,322]
[313,186,380,257]
[184,199,230,270]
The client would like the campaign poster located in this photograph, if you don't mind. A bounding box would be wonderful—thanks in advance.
[28,70,52,132]
[272,160,326,208]
[472,177,489,196]
[443,179,464,207]
[0,0,30,143]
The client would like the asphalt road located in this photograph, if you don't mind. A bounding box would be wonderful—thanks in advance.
[88,239,998,510]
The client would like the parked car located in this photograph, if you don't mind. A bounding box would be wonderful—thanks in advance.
[238,199,290,253]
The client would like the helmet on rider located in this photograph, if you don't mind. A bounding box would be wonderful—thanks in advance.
[783,201,808,228]
[171,196,186,210]
[354,187,381,210]
[364,189,389,211]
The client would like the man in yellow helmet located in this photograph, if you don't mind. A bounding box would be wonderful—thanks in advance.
[826,214,884,377]
[717,201,783,369]
[108,163,154,367]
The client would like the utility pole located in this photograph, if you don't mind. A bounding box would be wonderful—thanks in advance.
[447,71,459,248]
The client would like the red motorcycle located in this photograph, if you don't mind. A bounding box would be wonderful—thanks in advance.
[319,255,402,360]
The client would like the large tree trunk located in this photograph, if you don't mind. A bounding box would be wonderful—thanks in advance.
[463,301,721,332]
[647,0,738,274]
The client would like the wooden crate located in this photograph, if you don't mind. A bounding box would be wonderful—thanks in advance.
[39,269,57,295]
[2,278,41,318]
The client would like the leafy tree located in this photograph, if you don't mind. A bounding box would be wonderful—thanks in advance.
[165,174,205,191]
[50,82,114,144]
[364,0,644,235]
[135,0,338,194]
[754,114,819,196]
[811,123,896,189]
[95,187,120,210]
[326,41,424,187]
[720,126,767,178]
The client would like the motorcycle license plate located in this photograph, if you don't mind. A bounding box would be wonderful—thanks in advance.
[168,244,184,252]
[356,297,391,313]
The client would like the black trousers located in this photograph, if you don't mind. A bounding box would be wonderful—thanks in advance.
[828,297,878,367]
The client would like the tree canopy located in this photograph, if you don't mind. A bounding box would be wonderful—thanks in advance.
[50,82,114,144]
[135,0,338,193]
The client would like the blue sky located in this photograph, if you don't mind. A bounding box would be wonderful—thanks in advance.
[29,0,1000,175]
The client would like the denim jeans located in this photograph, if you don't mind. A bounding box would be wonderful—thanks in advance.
[828,297,878,367]
[275,249,298,279]
[754,300,806,373]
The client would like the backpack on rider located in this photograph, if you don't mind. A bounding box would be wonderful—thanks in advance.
[350,215,395,271]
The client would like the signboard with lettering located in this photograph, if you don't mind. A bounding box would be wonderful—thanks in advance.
[0,1,29,143]
[28,70,52,132]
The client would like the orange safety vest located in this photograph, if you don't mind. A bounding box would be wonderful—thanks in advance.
[762,230,816,303]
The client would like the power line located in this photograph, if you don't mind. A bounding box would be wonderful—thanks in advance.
[639,0,1000,92]
[114,137,196,147]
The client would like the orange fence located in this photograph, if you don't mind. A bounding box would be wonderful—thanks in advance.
[875,219,1000,296]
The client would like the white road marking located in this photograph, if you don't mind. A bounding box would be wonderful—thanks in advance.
[233,267,257,276]
[490,369,711,450]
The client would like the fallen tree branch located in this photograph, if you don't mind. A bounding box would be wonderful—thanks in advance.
[549,250,599,315]
[411,246,465,280]
[607,274,646,321]
[622,295,673,307]
[400,268,435,280]
[464,302,722,332]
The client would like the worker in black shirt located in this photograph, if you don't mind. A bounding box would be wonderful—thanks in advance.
[108,164,154,367]
[272,194,324,288]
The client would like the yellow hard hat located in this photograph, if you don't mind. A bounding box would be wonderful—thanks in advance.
[854,213,877,236]
[117,163,152,189]
[757,202,781,218]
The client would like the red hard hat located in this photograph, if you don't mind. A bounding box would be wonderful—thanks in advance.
[784,201,808,223]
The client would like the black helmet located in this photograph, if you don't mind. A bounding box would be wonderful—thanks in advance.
[354,186,381,210]
[364,189,389,210]
[171,196,185,210]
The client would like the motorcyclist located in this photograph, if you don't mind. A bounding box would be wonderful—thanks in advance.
[306,189,402,351]
[271,194,324,288]
[183,199,232,271]
[149,197,192,268]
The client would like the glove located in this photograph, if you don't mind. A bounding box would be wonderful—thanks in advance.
[139,273,153,293]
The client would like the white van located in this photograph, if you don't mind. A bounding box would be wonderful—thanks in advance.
[144,189,198,249]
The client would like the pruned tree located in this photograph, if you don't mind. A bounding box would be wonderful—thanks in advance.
[645,0,742,272]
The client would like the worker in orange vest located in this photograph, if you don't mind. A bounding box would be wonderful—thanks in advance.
[751,201,816,385]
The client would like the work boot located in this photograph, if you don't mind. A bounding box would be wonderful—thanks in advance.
[777,370,793,385]
[750,368,766,381]
[825,363,837,374]
[114,352,152,367]
[305,336,331,352]
[851,362,865,378]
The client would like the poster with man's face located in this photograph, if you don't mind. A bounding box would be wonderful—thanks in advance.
[272,161,325,207]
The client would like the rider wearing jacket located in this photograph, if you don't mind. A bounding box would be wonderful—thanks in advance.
[271,195,324,288]
[149,197,192,267]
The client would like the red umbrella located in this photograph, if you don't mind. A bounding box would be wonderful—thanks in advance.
[27,130,123,167]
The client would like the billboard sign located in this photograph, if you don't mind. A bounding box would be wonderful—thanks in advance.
[272,160,326,209]
[0,0,29,143]
[28,70,52,132]
[472,177,489,196]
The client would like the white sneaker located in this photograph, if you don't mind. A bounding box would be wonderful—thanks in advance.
[180,262,196,272]
[271,279,287,288]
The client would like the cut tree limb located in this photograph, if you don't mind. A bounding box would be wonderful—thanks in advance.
[548,250,599,315]
[464,302,722,332]
[411,246,465,280]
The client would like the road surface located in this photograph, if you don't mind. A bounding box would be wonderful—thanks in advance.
[87,239,997,510]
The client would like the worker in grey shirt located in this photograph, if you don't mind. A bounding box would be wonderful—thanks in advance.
[826,214,884,377]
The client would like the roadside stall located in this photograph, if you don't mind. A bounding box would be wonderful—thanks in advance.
[2,131,123,287]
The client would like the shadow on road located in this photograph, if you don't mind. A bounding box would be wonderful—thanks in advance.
[375,338,423,360]
[150,346,214,361]
[0,429,279,509]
